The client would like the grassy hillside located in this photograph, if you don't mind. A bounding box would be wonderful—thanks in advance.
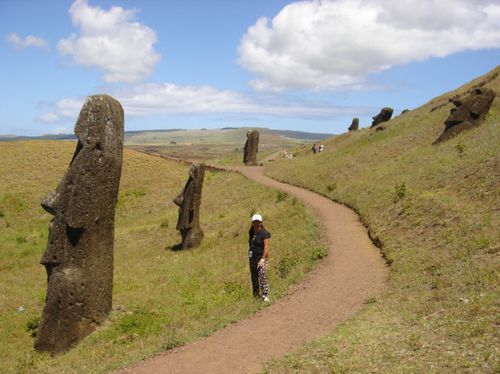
[0,141,324,373]
[125,127,320,164]
[124,127,329,145]
[264,67,499,372]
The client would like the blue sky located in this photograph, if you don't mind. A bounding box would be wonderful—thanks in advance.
[1,0,499,136]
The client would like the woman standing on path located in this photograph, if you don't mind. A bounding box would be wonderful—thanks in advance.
[248,214,271,302]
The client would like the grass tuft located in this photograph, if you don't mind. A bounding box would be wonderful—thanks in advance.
[275,191,289,203]
[393,182,407,202]
[25,316,40,337]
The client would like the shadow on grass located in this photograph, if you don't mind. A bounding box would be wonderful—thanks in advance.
[169,243,184,252]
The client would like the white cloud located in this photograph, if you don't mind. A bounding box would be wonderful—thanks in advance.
[238,0,500,91]
[38,98,85,123]
[58,0,160,83]
[38,112,60,123]
[118,83,255,116]
[37,83,364,125]
[118,83,359,118]
[7,33,48,50]
[51,126,74,135]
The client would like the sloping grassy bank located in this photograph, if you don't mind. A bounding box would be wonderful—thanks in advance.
[0,141,324,373]
[264,68,499,372]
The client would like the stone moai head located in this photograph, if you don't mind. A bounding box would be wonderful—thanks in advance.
[348,118,359,131]
[371,107,393,128]
[173,163,205,249]
[35,95,124,353]
[434,88,496,143]
[243,130,259,166]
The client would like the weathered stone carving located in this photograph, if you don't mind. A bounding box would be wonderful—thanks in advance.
[348,118,359,131]
[173,163,205,249]
[371,107,393,127]
[243,130,259,166]
[35,95,124,353]
[434,88,496,143]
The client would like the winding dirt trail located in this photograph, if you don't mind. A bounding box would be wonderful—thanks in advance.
[118,159,387,374]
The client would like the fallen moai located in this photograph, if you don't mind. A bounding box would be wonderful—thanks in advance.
[371,107,393,128]
[35,95,124,353]
[434,88,496,143]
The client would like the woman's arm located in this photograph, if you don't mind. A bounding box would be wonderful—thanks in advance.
[263,238,269,259]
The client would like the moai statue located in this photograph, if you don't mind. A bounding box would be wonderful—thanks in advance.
[243,130,259,166]
[371,107,393,127]
[35,95,124,353]
[348,118,359,131]
[434,88,496,143]
[173,163,205,249]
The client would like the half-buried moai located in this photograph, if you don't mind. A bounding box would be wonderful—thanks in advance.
[35,95,124,353]
[434,88,496,144]
[371,107,393,128]
[243,130,259,166]
[173,163,205,249]
[348,118,359,131]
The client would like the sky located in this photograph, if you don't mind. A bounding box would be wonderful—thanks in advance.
[1,0,499,136]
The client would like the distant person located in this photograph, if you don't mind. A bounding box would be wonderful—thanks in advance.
[311,143,317,154]
[319,144,324,153]
[248,214,271,302]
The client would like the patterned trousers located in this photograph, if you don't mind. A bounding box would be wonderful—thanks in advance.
[249,257,269,298]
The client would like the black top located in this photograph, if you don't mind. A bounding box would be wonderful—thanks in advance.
[248,228,271,260]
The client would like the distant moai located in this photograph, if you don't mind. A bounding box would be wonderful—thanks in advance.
[348,118,359,131]
[243,130,259,166]
[173,163,205,249]
[434,88,496,143]
[35,95,124,353]
[371,107,393,127]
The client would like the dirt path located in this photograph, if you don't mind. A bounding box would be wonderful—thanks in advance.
[118,160,387,374]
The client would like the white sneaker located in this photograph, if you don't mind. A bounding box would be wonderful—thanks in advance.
[263,296,270,302]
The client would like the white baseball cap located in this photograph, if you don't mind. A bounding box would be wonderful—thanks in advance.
[251,214,262,222]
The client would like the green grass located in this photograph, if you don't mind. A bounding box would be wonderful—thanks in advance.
[263,67,500,373]
[0,141,324,373]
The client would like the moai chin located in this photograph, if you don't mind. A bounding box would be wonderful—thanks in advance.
[35,95,124,353]
[243,130,259,166]
[173,163,205,249]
